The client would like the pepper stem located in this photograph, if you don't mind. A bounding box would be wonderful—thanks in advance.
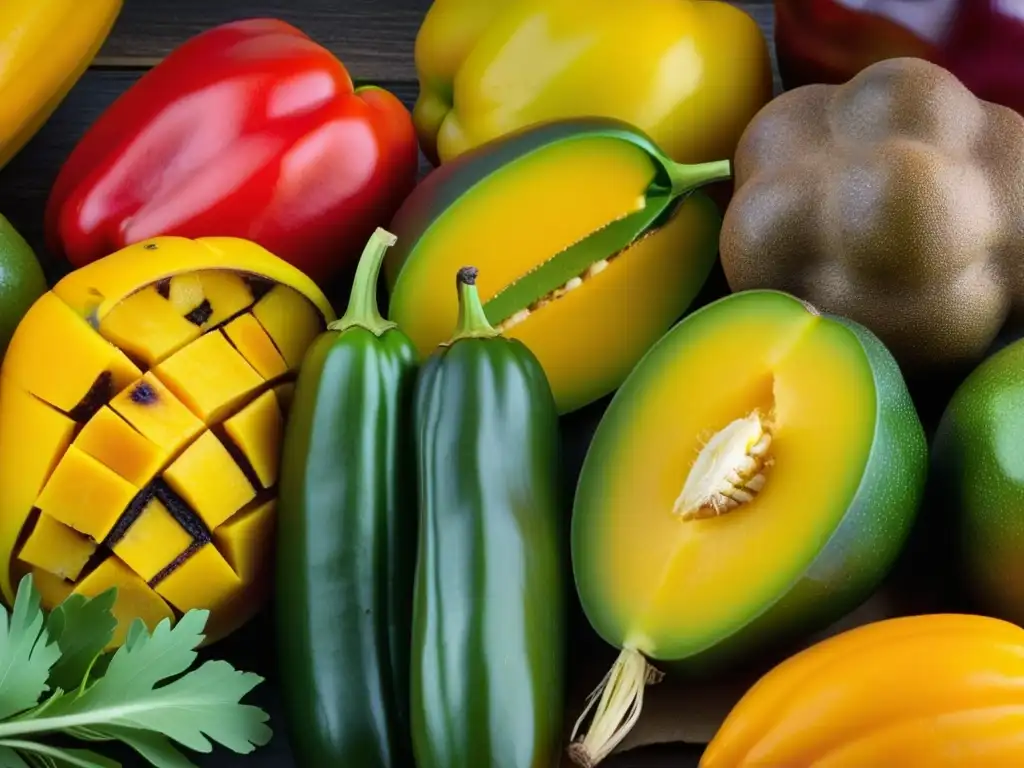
[664,158,732,198]
[567,647,665,767]
[441,266,500,346]
[328,227,398,336]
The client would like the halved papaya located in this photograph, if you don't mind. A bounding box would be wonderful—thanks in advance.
[567,290,927,766]
[385,118,730,414]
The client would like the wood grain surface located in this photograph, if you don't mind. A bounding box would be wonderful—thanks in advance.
[0,2,781,766]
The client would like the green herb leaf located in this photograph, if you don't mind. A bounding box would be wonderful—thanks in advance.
[0,744,31,767]
[45,591,117,694]
[76,728,195,768]
[0,740,118,768]
[0,609,271,761]
[0,576,61,720]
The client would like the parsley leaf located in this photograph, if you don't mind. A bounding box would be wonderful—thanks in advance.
[0,609,272,764]
[0,739,119,768]
[0,576,61,721]
[45,590,117,694]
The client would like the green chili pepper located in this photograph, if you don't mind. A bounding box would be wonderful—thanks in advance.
[274,227,418,768]
[410,265,567,768]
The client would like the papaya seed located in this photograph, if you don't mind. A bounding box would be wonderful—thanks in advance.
[674,409,775,521]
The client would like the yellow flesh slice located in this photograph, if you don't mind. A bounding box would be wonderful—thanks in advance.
[98,286,203,367]
[162,431,256,530]
[109,373,205,456]
[2,292,142,414]
[112,497,193,583]
[73,556,175,649]
[196,271,259,327]
[153,331,265,423]
[17,512,97,581]
[222,313,288,381]
[35,445,140,543]
[222,390,283,489]
[72,406,169,487]
[155,543,242,614]
[251,285,324,370]
[391,136,655,358]
[597,301,875,657]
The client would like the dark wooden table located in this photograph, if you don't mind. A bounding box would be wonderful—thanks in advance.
[0,1,776,765]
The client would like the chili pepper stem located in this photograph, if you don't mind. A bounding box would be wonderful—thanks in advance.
[444,266,500,345]
[665,158,732,197]
[329,226,398,336]
[567,647,665,767]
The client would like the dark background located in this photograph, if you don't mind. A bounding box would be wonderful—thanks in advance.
[0,1,777,766]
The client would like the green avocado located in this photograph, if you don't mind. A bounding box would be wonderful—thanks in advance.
[0,214,46,355]
[931,338,1024,623]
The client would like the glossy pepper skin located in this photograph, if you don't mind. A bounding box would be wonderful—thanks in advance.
[413,0,773,166]
[410,266,566,768]
[274,228,418,767]
[44,18,419,288]
[701,613,1024,767]
[0,0,122,171]
[775,0,1024,117]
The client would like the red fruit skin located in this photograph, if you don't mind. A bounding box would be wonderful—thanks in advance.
[45,18,419,287]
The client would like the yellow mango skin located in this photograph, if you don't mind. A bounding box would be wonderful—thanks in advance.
[0,235,334,647]
[701,614,1024,767]
[388,133,722,414]
[0,0,122,170]
[414,0,772,165]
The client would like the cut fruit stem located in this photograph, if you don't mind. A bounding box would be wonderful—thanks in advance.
[445,266,500,345]
[329,227,398,336]
[568,647,665,767]
[664,158,732,197]
[674,409,775,521]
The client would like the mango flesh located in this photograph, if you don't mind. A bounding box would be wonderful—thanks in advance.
[0,236,334,646]
[386,126,721,414]
[572,290,926,670]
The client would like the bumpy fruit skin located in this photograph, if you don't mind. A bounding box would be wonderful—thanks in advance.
[571,290,927,674]
[930,337,1024,625]
[720,56,1024,376]
[385,118,727,415]
[701,613,1024,767]
[0,235,335,648]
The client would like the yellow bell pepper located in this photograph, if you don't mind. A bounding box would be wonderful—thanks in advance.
[701,614,1024,767]
[0,0,123,170]
[413,0,773,166]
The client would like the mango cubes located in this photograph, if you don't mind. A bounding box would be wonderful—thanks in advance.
[0,236,334,646]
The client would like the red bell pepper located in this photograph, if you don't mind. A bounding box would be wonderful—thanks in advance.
[44,18,419,287]
[775,0,1024,119]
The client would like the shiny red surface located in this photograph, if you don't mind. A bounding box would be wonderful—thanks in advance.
[45,18,419,286]
[775,0,1024,117]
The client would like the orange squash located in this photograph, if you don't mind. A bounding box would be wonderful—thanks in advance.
[701,614,1024,767]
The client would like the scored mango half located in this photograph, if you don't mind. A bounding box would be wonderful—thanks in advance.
[0,235,334,647]
[567,290,928,766]
[384,118,731,414]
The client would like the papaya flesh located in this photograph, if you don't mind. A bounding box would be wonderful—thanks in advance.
[572,289,927,672]
[385,118,730,414]
[0,235,334,647]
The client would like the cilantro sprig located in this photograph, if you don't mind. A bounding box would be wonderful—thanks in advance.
[0,574,272,767]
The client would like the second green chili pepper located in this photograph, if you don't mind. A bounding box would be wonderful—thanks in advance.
[410,265,567,768]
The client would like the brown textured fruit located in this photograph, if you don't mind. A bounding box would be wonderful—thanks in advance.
[0,235,334,648]
[719,56,1024,374]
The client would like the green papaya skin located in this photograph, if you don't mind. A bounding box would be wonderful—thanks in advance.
[274,228,418,768]
[930,337,1024,625]
[410,266,566,768]
[683,311,928,672]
